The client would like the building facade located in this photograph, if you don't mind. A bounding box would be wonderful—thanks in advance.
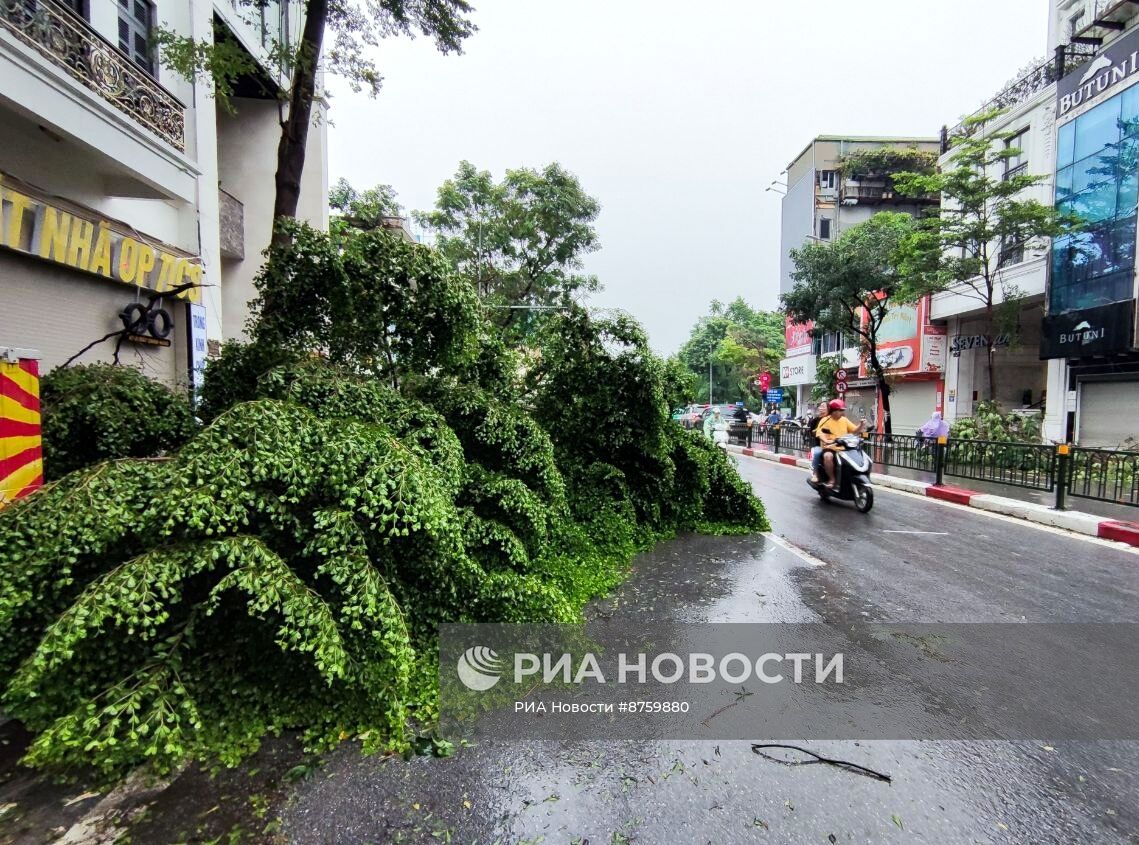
[0,0,328,391]
[932,71,1059,433]
[778,135,941,425]
[1040,0,1139,448]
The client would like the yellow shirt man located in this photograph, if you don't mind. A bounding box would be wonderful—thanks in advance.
[815,414,860,445]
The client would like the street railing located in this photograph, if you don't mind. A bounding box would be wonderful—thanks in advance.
[710,421,1139,510]
[1066,446,1139,508]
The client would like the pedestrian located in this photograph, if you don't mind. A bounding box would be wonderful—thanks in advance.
[703,406,722,440]
[916,411,950,444]
[732,401,748,423]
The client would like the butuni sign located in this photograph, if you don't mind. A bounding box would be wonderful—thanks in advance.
[1057,25,1139,120]
[0,173,201,302]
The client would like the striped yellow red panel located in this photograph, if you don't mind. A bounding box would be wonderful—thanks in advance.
[0,358,43,507]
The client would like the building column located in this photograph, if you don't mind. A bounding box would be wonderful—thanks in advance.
[190,0,223,346]
[1043,357,1069,443]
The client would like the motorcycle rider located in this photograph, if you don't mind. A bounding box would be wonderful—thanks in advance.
[732,401,749,423]
[815,399,868,491]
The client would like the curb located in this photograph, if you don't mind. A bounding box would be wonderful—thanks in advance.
[724,443,1139,549]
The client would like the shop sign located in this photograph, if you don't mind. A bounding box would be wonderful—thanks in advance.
[859,300,922,377]
[921,325,947,372]
[1057,25,1139,121]
[950,334,1011,357]
[779,355,816,386]
[188,303,208,396]
[1040,301,1134,359]
[0,173,201,302]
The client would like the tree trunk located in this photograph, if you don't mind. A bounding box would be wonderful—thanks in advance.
[271,0,328,246]
[984,302,998,402]
[869,349,893,439]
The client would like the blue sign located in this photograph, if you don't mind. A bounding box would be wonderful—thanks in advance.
[765,388,784,403]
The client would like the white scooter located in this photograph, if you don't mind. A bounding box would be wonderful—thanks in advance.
[806,435,874,513]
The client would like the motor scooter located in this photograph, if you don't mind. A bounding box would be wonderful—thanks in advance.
[806,435,874,513]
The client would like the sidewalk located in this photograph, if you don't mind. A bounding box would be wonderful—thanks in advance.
[724,442,1139,551]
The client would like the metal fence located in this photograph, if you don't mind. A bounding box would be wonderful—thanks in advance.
[728,423,1139,510]
[1066,447,1139,509]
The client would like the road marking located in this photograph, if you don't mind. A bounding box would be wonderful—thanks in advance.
[882,530,949,535]
[763,532,827,568]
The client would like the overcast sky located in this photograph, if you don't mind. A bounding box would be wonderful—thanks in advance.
[326,0,1049,355]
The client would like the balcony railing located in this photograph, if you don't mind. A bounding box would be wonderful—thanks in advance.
[0,0,184,151]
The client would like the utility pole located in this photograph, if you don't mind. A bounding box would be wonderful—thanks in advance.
[708,360,713,404]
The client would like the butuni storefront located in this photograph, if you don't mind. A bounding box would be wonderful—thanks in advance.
[1044,30,1139,447]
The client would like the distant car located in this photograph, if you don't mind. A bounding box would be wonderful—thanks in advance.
[700,404,739,424]
[680,404,709,429]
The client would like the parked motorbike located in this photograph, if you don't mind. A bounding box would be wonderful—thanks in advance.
[806,435,874,513]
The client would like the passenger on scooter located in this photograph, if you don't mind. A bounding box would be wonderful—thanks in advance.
[815,399,868,491]
[806,400,829,484]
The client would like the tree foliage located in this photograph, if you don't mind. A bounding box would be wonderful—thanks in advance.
[837,146,938,179]
[417,161,601,337]
[676,298,784,408]
[329,177,403,236]
[1,223,766,779]
[892,108,1078,401]
[784,212,916,436]
[39,365,198,480]
[157,0,476,233]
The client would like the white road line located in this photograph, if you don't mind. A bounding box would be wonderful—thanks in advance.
[882,530,950,535]
[763,532,828,568]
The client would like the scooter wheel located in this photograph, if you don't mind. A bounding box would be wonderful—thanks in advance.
[854,486,874,513]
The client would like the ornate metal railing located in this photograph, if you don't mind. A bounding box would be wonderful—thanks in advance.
[0,0,184,151]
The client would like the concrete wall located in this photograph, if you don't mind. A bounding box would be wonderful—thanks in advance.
[779,169,815,296]
[216,97,329,340]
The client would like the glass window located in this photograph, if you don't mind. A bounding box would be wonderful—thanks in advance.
[819,218,832,240]
[117,0,153,75]
[1074,97,1122,161]
[1056,164,1075,204]
[1058,121,1075,169]
[1122,86,1139,138]
[1004,129,1028,180]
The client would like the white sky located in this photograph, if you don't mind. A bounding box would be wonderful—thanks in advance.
[326,0,1050,355]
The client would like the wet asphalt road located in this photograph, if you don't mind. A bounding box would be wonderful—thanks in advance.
[281,455,1139,845]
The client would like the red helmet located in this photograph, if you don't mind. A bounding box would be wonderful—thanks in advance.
[827,399,846,411]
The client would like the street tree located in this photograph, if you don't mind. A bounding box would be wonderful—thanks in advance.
[329,178,402,236]
[417,161,601,335]
[677,298,784,406]
[783,212,915,438]
[158,0,475,241]
[892,109,1076,401]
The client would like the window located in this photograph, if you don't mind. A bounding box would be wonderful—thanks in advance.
[997,237,1025,268]
[818,170,836,190]
[819,217,832,240]
[1051,86,1139,313]
[117,0,154,75]
[1069,10,1084,36]
[1004,129,1028,181]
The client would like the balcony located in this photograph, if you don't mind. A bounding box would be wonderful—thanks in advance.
[0,0,184,151]
[218,187,245,259]
[1072,0,1139,44]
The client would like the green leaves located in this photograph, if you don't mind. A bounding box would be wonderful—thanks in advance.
[2,228,768,780]
[40,364,197,480]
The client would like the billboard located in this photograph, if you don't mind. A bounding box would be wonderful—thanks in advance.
[858,297,943,377]
[779,355,816,386]
[784,318,813,357]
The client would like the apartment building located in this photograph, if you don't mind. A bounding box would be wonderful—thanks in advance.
[0,0,328,392]
[778,135,942,430]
